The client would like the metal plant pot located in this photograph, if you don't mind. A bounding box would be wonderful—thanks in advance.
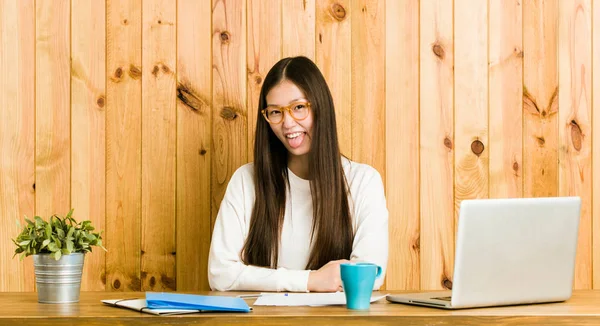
[33,253,85,303]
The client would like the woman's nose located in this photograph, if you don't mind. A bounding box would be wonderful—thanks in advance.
[282,111,296,128]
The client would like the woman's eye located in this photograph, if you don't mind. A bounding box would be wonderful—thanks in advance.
[269,110,282,116]
[293,104,306,111]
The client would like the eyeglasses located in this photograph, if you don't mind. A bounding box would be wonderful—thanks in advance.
[261,101,311,124]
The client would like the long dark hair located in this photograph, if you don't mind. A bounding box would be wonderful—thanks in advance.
[241,56,354,270]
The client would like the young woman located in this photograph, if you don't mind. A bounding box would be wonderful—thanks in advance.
[208,56,388,292]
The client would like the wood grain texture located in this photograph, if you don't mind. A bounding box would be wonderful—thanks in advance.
[454,0,489,221]
[558,0,592,290]
[141,0,176,292]
[351,0,385,289]
[0,316,597,326]
[315,0,351,157]
[247,0,281,159]
[523,0,558,198]
[282,0,315,60]
[351,0,385,177]
[4,0,600,294]
[35,0,70,218]
[419,0,454,291]
[176,0,212,292]
[0,0,35,292]
[385,0,419,290]
[106,0,142,291]
[71,0,107,291]
[489,0,523,199]
[212,0,247,230]
[593,0,600,289]
[7,291,600,325]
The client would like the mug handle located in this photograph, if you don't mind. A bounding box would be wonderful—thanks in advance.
[375,265,382,278]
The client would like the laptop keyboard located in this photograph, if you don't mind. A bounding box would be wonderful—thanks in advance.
[432,296,452,301]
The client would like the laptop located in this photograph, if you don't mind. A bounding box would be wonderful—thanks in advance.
[387,196,581,309]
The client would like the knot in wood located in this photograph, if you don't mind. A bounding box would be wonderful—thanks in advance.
[220,31,230,43]
[330,3,346,21]
[128,65,142,79]
[442,278,453,290]
[412,237,420,251]
[536,137,545,146]
[443,137,453,150]
[97,96,105,108]
[471,140,484,156]
[220,107,238,120]
[113,279,121,289]
[570,120,582,151]
[432,43,445,59]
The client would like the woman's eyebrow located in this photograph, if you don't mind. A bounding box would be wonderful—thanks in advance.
[266,98,307,107]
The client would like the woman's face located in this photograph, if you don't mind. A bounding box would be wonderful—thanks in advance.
[265,79,314,157]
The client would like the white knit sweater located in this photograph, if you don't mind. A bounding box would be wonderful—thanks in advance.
[208,158,389,292]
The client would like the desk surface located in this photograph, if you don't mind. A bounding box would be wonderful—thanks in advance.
[2,290,600,325]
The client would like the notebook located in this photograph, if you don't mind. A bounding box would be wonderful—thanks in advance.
[146,292,251,312]
[102,298,200,316]
[102,292,252,315]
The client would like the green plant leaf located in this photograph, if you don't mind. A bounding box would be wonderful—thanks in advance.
[18,240,31,246]
[45,223,52,238]
[52,250,62,260]
[41,239,51,249]
[47,242,59,252]
[13,209,106,259]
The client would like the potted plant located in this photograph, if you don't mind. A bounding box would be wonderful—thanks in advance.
[12,209,106,303]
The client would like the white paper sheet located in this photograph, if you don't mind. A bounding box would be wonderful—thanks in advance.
[253,292,387,306]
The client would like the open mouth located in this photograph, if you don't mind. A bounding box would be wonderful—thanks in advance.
[285,132,306,149]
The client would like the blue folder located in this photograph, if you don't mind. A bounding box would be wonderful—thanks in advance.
[145,292,252,313]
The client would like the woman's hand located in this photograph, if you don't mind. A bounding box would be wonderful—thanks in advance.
[307,259,350,292]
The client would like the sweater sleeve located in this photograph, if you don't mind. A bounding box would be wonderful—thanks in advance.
[207,167,310,292]
[350,167,389,290]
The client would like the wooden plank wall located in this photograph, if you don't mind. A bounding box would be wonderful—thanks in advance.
[1,0,600,292]
[71,0,106,291]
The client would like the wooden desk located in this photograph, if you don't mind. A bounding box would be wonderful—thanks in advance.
[2,290,600,325]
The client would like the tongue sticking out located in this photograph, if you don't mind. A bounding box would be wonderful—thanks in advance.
[288,133,305,149]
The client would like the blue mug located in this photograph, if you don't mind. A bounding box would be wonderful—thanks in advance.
[340,262,382,310]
